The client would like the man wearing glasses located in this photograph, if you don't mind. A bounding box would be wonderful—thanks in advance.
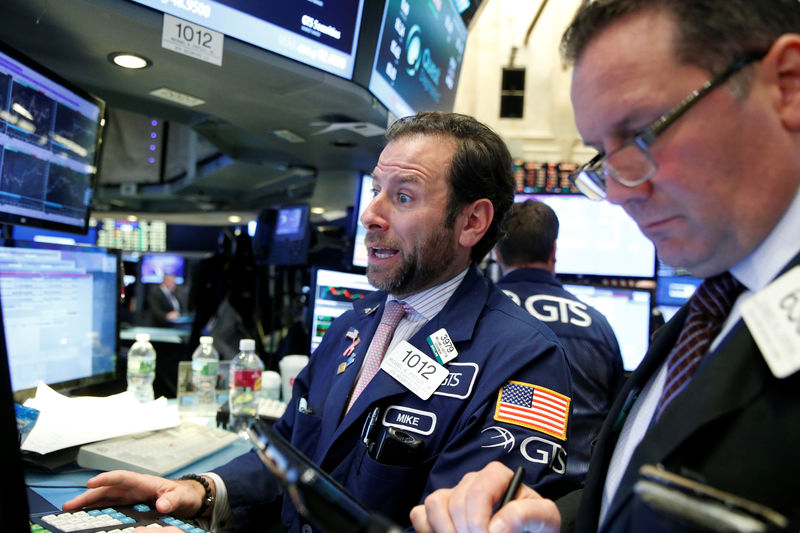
[410,1,800,532]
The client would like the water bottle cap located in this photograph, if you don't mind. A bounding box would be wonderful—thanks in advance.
[135,333,150,342]
[239,338,255,351]
[200,336,213,344]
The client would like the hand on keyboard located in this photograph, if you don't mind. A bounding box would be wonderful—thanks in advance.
[62,470,211,524]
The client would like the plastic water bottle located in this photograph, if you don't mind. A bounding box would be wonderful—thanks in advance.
[191,336,220,415]
[229,338,263,434]
[127,333,156,402]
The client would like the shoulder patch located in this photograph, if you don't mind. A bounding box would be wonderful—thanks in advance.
[494,380,570,441]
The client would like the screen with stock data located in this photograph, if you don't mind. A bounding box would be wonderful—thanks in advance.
[0,240,119,395]
[0,41,104,234]
[310,268,375,353]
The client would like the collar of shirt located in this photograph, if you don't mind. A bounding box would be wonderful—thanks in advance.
[601,185,800,524]
[383,268,469,352]
[721,184,800,343]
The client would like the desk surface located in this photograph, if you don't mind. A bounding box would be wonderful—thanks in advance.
[26,418,252,510]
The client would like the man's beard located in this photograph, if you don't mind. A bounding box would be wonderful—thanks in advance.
[367,225,456,298]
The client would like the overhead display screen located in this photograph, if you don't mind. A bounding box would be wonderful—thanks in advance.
[130,0,366,79]
[368,0,468,118]
[0,41,104,235]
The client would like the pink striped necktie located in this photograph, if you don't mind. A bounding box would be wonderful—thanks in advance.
[654,272,744,420]
[346,300,407,412]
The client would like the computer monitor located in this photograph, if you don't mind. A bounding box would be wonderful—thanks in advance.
[267,204,312,266]
[563,283,652,372]
[309,267,375,353]
[656,260,701,310]
[351,173,373,269]
[0,40,105,235]
[365,0,468,118]
[516,194,657,279]
[140,252,186,284]
[130,0,366,79]
[0,278,30,530]
[0,240,120,400]
[12,224,98,246]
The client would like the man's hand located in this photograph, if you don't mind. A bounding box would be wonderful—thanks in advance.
[62,470,210,519]
[409,461,561,533]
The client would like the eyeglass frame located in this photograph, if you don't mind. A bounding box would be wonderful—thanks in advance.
[569,52,766,200]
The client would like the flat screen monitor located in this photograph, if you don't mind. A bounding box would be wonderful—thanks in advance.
[0,40,105,235]
[352,173,373,269]
[563,283,652,372]
[267,204,311,266]
[515,194,657,278]
[0,281,30,530]
[12,224,98,246]
[130,0,366,79]
[0,240,120,399]
[656,261,701,307]
[140,253,186,284]
[310,268,375,353]
[367,0,468,118]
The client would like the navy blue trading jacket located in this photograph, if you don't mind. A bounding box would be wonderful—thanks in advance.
[497,268,624,482]
[214,266,578,532]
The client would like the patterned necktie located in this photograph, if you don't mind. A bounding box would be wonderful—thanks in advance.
[654,271,744,420]
[346,300,407,412]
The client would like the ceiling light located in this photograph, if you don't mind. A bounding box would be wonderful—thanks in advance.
[228,215,242,224]
[108,52,151,70]
[310,207,325,215]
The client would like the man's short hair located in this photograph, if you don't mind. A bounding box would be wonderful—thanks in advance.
[561,0,800,80]
[495,200,559,267]
[385,112,515,263]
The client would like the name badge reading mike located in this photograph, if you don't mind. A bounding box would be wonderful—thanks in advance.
[381,341,448,400]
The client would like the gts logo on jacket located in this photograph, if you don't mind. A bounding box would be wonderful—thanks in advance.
[502,290,592,327]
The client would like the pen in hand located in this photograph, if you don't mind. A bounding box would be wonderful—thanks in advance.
[500,466,526,507]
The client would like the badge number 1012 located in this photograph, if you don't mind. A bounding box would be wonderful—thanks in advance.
[381,341,449,400]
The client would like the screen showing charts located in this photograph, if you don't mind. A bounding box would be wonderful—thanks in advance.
[0,41,104,234]
[368,0,468,118]
[130,0,365,79]
[563,284,652,372]
[0,240,119,395]
[310,268,375,353]
[515,194,656,278]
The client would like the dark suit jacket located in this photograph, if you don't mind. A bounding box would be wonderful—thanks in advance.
[215,266,577,532]
[147,284,179,327]
[573,251,800,532]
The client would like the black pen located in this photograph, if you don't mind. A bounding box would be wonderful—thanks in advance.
[500,466,525,507]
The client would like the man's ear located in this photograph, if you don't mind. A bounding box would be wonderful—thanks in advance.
[769,34,800,129]
[457,198,493,249]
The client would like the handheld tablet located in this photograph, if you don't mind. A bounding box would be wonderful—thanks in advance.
[246,420,402,533]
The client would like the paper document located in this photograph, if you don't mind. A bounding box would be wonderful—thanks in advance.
[21,382,180,455]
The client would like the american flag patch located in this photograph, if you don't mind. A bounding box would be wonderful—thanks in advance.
[494,381,570,441]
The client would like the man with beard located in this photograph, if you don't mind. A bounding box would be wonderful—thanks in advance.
[63,112,575,532]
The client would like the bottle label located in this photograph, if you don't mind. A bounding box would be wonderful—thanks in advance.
[128,359,155,374]
[192,360,219,376]
[232,369,262,391]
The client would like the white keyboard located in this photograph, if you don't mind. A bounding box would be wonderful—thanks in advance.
[77,422,239,476]
[258,398,288,420]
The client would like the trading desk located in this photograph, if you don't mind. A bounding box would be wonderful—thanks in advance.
[25,422,252,511]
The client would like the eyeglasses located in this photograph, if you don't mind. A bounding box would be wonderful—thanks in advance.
[569,53,765,201]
